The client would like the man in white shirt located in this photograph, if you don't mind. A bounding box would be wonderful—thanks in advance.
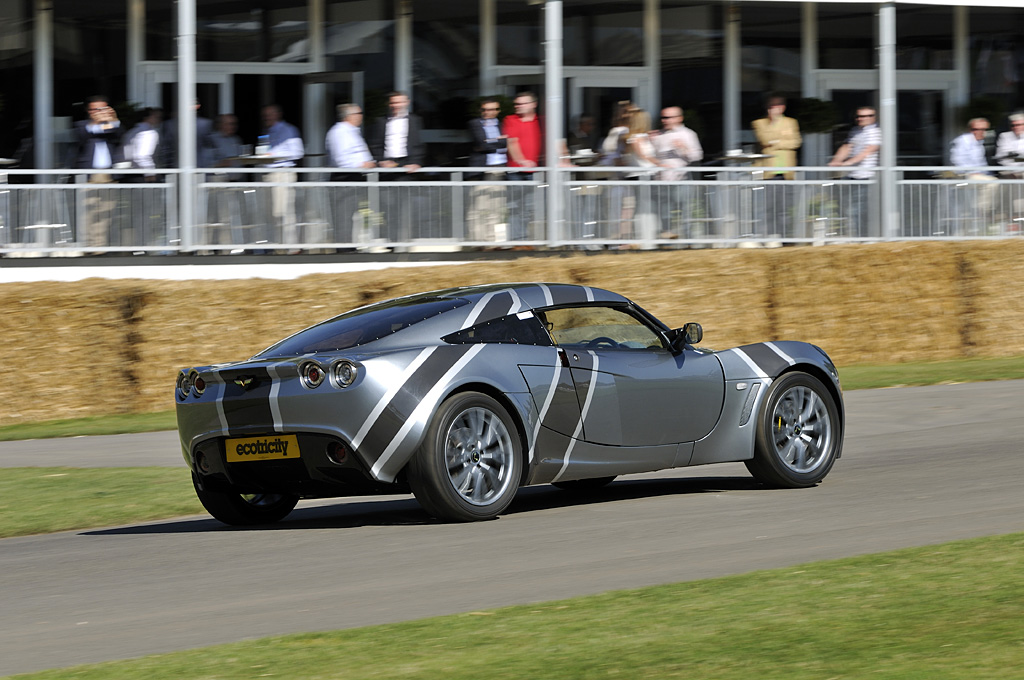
[369,92,426,243]
[949,118,996,234]
[124,107,163,181]
[260,104,305,248]
[995,113,1024,179]
[652,106,703,238]
[326,103,377,243]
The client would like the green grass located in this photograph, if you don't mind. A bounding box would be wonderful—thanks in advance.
[7,531,1023,679]
[4,355,1024,443]
[0,467,202,538]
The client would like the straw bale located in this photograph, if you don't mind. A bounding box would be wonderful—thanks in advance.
[5,241,1024,424]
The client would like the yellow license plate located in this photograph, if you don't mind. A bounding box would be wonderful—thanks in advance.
[226,435,301,462]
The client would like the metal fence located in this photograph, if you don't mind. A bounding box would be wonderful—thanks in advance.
[2,166,1023,255]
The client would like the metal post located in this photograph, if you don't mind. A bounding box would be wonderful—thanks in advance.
[879,2,897,239]
[480,0,497,96]
[305,0,326,165]
[33,0,54,172]
[544,0,564,244]
[128,0,144,104]
[801,2,818,166]
[645,0,660,112]
[396,0,412,94]
[723,2,740,152]
[178,0,197,251]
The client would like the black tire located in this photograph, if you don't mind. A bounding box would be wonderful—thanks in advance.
[192,473,299,526]
[745,371,841,488]
[407,391,523,522]
[552,476,616,491]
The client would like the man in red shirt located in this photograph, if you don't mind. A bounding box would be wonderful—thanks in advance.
[503,91,543,240]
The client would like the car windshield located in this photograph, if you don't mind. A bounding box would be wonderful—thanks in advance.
[255,296,469,357]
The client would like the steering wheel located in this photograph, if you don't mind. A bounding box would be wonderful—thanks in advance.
[586,336,619,349]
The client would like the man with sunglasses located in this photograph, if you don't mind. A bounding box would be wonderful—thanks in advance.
[467,98,508,241]
[995,113,1024,179]
[828,106,881,234]
[949,118,996,233]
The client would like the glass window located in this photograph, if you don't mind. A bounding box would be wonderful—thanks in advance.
[660,1,723,156]
[540,306,664,350]
[257,296,470,357]
[327,0,395,121]
[146,0,308,63]
[819,4,875,70]
[896,5,953,70]
[443,313,552,347]
[412,0,480,133]
[741,2,800,136]
[564,1,643,67]
[969,8,1024,116]
[54,0,127,118]
[0,1,34,159]
[496,0,541,66]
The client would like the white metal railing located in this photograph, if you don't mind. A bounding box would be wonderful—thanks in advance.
[2,165,1023,255]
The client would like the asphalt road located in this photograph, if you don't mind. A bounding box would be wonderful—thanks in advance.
[2,381,1023,676]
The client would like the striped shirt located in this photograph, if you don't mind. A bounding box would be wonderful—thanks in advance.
[845,123,881,179]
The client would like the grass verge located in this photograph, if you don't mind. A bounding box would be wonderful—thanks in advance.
[4,355,1024,443]
[7,531,1023,679]
[0,468,202,538]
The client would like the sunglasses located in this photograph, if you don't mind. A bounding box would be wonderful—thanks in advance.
[481,106,500,111]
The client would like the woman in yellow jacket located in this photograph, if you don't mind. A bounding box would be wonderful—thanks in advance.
[752,95,802,179]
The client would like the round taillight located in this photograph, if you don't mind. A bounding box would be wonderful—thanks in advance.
[300,361,325,389]
[192,375,206,396]
[177,372,193,400]
[331,360,359,389]
[326,440,349,464]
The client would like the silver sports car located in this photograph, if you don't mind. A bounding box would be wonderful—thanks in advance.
[176,283,844,524]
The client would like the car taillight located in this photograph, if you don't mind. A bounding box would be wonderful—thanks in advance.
[300,361,325,389]
[177,371,193,400]
[331,360,359,388]
[192,373,206,396]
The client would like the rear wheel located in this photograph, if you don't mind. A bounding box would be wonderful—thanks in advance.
[192,474,299,526]
[745,371,840,488]
[408,392,522,522]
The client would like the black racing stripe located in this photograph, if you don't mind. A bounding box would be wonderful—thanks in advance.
[358,346,473,457]
[217,368,275,434]
[540,368,585,436]
[473,290,515,325]
[738,343,790,378]
[548,284,589,306]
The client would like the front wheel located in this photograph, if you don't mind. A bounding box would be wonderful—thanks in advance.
[192,474,299,526]
[745,371,841,488]
[407,392,522,522]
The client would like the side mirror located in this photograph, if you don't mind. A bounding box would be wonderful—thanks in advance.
[667,323,703,351]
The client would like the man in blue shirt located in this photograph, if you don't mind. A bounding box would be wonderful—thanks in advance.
[260,104,305,249]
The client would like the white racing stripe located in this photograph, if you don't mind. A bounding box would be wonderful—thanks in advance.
[371,344,485,478]
[211,373,230,435]
[266,361,291,433]
[350,347,436,451]
[551,351,599,483]
[731,348,772,382]
[460,290,498,329]
[765,342,796,365]
[527,351,564,464]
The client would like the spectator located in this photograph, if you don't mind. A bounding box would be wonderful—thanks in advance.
[261,104,305,248]
[950,118,996,233]
[207,114,247,247]
[829,106,881,234]
[995,112,1024,178]
[123,106,163,181]
[71,95,124,249]
[653,106,703,238]
[161,99,215,169]
[210,113,244,180]
[326,103,376,243]
[752,95,801,180]
[568,114,597,155]
[467,97,507,241]
[369,91,425,243]
[503,91,543,240]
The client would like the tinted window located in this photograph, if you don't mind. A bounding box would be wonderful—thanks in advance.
[443,313,552,346]
[256,297,469,357]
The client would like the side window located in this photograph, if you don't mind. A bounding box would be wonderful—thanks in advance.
[443,312,553,346]
[540,306,665,350]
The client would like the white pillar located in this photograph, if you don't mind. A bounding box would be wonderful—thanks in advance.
[178,0,197,250]
[544,0,564,244]
[723,2,740,152]
[645,0,660,112]
[480,0,496,96]
[878,2,897,239]
[33,0,54,171]
[953,5,969,110]
[127,0,144,104]
[396,0,412,95]
[801,2,818,165]
[304,0,326,163]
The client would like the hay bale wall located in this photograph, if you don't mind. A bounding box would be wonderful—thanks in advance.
[4,241,1024,425]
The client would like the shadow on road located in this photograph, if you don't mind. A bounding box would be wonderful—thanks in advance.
[81,474,765,536]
